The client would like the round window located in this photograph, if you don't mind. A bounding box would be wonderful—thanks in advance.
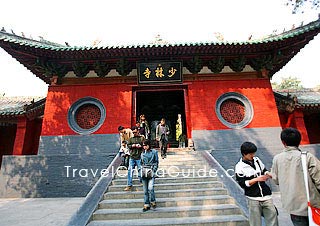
[216,92,253,129]
[68,97,106,135]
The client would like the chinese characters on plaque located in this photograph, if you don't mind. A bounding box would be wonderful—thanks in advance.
[138,62,182,84]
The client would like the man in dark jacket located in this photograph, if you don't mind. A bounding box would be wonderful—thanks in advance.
[235,141,278,226]
[124,126,145,191]
[156,118,170,159]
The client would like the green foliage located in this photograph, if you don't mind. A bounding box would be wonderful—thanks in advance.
[314,84,320,91]
[272,76,304,90]
[286,0,319,13]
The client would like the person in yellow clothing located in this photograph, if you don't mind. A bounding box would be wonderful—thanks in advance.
[176,114,182,143]
[176,114,186,148]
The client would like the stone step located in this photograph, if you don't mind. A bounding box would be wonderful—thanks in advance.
[87,150,248,226]
[114,170,217,179]
[115,168,214,178]
[107,181,223,192]
[93,204,243,220]
[111,176,218,185]
[165,151,197,155]
[166,148,195,152]
[87,215,249,226]
[104,187,228,199]
[158,161,209,166]
[99,195,234,209]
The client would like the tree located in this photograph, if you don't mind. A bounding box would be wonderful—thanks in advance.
[314,84,320,91]
[286,0,319,13]
[272,76,304,90]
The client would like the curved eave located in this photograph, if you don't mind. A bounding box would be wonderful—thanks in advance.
[300,103,320,108]
[0,98,46,119]
[0,19,319,83]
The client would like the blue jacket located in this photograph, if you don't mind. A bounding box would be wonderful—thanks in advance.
[141,149,159,173]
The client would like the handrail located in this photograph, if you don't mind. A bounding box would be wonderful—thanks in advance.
[201,150,249,217]
[65,154,122,226]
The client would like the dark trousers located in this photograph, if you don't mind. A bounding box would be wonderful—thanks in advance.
[121,155,129,168]
[290,214,309,226]
[159,139,167,157]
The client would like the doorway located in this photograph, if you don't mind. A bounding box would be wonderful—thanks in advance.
[136,90,187,147]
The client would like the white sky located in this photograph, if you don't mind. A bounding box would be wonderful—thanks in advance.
[0,0,319,96]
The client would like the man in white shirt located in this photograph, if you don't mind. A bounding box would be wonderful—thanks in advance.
[235,141,278,226]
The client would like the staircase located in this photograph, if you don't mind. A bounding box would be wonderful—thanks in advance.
[87,149,249,226]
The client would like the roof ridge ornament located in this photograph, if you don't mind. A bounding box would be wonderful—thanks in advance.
[149,34,169,46]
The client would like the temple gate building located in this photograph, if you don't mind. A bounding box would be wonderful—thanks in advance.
[0,19,319,197]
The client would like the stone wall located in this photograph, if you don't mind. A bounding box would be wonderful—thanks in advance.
[0,134,118,198]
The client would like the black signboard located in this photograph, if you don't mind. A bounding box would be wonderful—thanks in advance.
[137,62,182,84]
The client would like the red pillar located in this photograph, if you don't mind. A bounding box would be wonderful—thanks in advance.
[13,117,27,155]
[293,108,310,145]
[184,88,192,139]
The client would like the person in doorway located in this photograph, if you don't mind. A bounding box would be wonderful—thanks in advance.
[124,126,145,191]
[235,141,279,226]
[176,114,182,146]
[141,139,159,212]
[178,134,186,148]
[271,128,320,226]
[156,118,170,159]
[139,114,150,139]
[136,121,146,138]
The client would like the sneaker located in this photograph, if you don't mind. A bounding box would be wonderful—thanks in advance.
[124,186,132,191]
[151,202,157,209]
[142,206,150,212]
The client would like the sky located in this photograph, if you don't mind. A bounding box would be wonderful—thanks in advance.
[0,0,319,97]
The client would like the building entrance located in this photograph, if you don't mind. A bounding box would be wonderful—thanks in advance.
[136,90,187,147]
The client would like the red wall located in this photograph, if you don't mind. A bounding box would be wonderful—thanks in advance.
[41,79,281,137]
[304,113,320,144]
[41,83,134,136]
[13,117,43,155]
[277,111,310,145]
[188,79,281,130]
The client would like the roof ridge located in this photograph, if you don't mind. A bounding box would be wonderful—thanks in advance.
[0,30,66,48]
[263,18,320,42]
[1,18,319,50]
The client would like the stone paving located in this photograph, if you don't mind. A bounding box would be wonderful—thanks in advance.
[0,193,293,226]
[0,197,84,226]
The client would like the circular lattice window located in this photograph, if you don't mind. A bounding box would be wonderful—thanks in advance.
[68,97,106,134]
[216,92,253,129]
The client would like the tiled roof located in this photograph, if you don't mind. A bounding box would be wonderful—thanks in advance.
[0,96,45,117]
[1,19,319,50]
[274,89,320,108]
[0,19,319,84]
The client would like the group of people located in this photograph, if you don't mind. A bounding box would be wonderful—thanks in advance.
[118,115,172,211]
[118,117,320,224]
[235,128,320,226]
